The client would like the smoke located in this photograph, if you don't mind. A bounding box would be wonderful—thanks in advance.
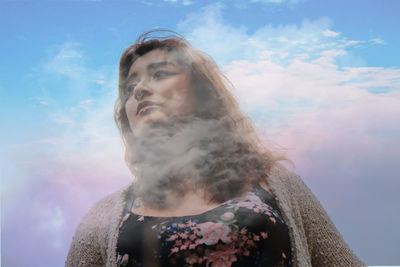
[125,116,266,209]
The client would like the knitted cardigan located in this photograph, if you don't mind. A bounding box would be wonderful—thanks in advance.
[65,165,365,267]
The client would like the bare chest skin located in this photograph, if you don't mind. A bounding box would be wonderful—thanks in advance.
[130,181,272,217]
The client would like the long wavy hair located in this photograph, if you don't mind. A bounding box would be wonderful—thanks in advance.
[114,30,281,206]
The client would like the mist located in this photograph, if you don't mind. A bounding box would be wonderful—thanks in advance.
[126,116,266,209]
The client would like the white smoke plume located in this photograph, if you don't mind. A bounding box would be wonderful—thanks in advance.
[125,116,267,209]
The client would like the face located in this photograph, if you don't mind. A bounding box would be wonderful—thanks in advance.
[125,49,195,136]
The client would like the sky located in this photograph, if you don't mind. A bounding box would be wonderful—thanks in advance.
[1,0,400,266]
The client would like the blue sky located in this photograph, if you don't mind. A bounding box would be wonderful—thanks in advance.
[2,0,399,142]
[2,0,400,266]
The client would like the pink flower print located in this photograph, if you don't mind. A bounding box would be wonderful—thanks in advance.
[220,212,235,221]
[260,232,268,239]
[253,235,260,241]
[242,235,248,241]
[269,217,277,224]
[244,192,262,203]
[231,235,238,242]
[236,201,255,209]
[189,243,197,250]
[170,247,179,254]
[121,254,129,266]
[256,203,272,214]
[179,231,188,239]
[189,234,196,240]
[117,253,129,266]
[247,240,255,247]
[181,240,191,250]
[198,222,231,245]
[186,220,196,227]
[119,214,130,228]
[185,254,199,265]
[178,223,186,228]
[175,240,182,246]
[169,234,178,241]
[194,228,201,235]
[205,246,237,267]
[240,228,248,235]
[243,250,250,256]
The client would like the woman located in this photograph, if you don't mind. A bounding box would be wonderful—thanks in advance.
[66,31,365,267]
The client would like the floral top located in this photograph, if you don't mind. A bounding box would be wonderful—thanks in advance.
[116,185,292,267]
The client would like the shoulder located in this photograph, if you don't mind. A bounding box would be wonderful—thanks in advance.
[266,163,324,217]
[66,185,131,266]
[267,163,306,193]
[78,186,129,231]
[70,184,131,244]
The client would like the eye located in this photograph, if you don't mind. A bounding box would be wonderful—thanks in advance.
[154,70,174,79]
[127,84,136,96]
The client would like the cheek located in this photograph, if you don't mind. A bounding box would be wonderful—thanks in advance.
[125,98,137,126]
[167,80,195,111]
[165,89,195,115]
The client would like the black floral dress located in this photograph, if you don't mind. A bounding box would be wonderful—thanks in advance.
[116,185,292,267]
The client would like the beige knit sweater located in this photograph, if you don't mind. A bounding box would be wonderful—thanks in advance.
[65,165,365,266]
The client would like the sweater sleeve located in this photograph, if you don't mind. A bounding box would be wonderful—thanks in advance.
[292,174,365,267]
[65,202,108,267]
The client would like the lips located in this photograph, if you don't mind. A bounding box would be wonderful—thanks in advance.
[137,101,160,115]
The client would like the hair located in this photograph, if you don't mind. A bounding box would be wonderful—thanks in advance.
[114,30,282,207]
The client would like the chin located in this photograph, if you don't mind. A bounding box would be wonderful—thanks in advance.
[133,113,166,134]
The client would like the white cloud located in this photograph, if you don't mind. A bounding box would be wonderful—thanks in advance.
[237,0,302,5]
[344,40,360,46]
[177,7,400,176]
[179,8,400,263]
[370,37,385,45]
[94,79,105,85]
[161,0,194,5]
[6,40,131,204]
[323,29,340,37]
[182,0,193,5]
[5,8,399,265]
[43,42,84,79]
[178,7,359,65]
[254,0,285,3]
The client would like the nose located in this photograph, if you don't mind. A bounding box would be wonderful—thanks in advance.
[134,81,153,101]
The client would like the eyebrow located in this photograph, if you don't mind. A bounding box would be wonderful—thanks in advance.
[126,61,177,83]
[148,61,176,70]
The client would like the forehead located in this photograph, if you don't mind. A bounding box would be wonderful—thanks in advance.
[128,49,177,77]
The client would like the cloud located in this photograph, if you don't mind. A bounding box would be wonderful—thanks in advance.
[370,37,385,45]
[3,7,399,266]
[43,41,84,79]
[179,7,400,264]
[178,7,361,66]
[3,41,132,266]
[323,29,340,37]
[142,0,194,6]
[232,0,303,7]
